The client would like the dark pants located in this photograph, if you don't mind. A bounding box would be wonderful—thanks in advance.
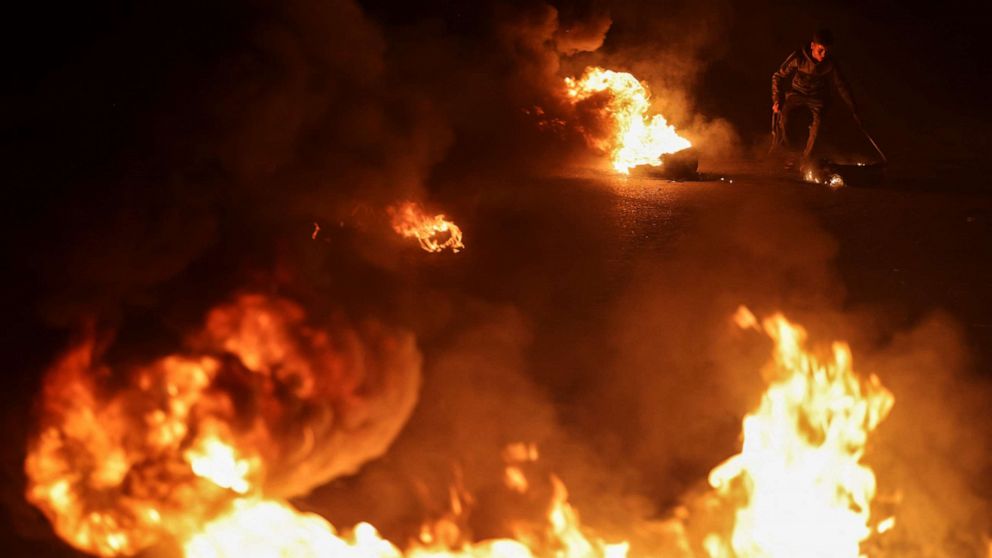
[776,93,826,159]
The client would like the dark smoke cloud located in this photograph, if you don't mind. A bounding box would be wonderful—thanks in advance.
[583,189,844,505]
[5,0,453,552]
[558,0,742,160]
[866,315,992,555]
[565,184,992,554]
[21,294,421,556]
[7,0,990,556]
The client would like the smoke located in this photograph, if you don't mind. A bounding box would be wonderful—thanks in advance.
[866,314,992,555]
[564,184,992,554]
[6,0,452,550]
[8,0,990,555]
[557,0,742,161]
[21,294,421,556]
[581,189,844,505]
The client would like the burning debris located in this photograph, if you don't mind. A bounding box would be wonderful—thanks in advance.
[803,165,846,188]
[801,159,888,188]
[704,307,895,558]
[25,299,909,558]
[388,202,465,254]
[180,442,630,558]
[564,67,691,175]
[24,294,421,557]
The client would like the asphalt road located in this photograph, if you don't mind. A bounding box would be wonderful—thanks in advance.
[457,161,992,378]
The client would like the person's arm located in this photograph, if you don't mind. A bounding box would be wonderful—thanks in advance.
[831,61,858,117]
[771,52,798,111]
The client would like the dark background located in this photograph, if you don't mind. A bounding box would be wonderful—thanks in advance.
[4,1,991,556]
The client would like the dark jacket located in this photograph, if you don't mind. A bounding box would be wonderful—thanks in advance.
[772,46,855,111]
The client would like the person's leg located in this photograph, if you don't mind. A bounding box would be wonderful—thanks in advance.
[801,99,826,159]
[779,95,803,150]
[779,95,805,168]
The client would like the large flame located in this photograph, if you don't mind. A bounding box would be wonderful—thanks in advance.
[389,202,464,253]
[24,294,421,556]
[564,67,691,174]
[183,443,627,558]
[705,307,895,558]
[27,297,905,558]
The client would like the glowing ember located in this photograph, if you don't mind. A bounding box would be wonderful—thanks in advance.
[389,202,464,253]
[706,306,895,558]
[564,67,691,174]
[502,442,538,493]
[802,167,845,188]
[876,516,896,534]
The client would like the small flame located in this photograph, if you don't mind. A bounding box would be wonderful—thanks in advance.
[802,167,845,188]
[504,466,529,493]
[706,307,895,558]
[389,202,464,253]
[564,67,691,174]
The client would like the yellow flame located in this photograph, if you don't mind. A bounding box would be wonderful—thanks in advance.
[707,307,895,558]
[802,168,845,188]
[389,202,465,253]
[564,67,691,174]
[182,446,627,558]
[24,295,420,557]
[184,436,256,494]
[184,499,402,558]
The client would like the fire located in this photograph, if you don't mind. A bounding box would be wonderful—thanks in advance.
[564,67,691,174]
[183,499,400,558]
[389,202,464,253]
[183,444,627,558]
[25,290,626,558]
[802,165,845,188]
[24,294,421,557]
[27,290,905,558]
[184,436,257,495]
[706,306,895,558]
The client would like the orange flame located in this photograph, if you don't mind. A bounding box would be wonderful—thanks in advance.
[564,67,691,174]
[706,307,895,558]
[182,443,627,558]
[389,202,464,253]
[24,294,421,557]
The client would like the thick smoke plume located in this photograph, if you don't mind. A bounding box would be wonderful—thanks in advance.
[24,294,420,556]
[7,0,991,556]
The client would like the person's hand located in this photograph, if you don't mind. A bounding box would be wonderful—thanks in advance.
[773,102,780,113]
